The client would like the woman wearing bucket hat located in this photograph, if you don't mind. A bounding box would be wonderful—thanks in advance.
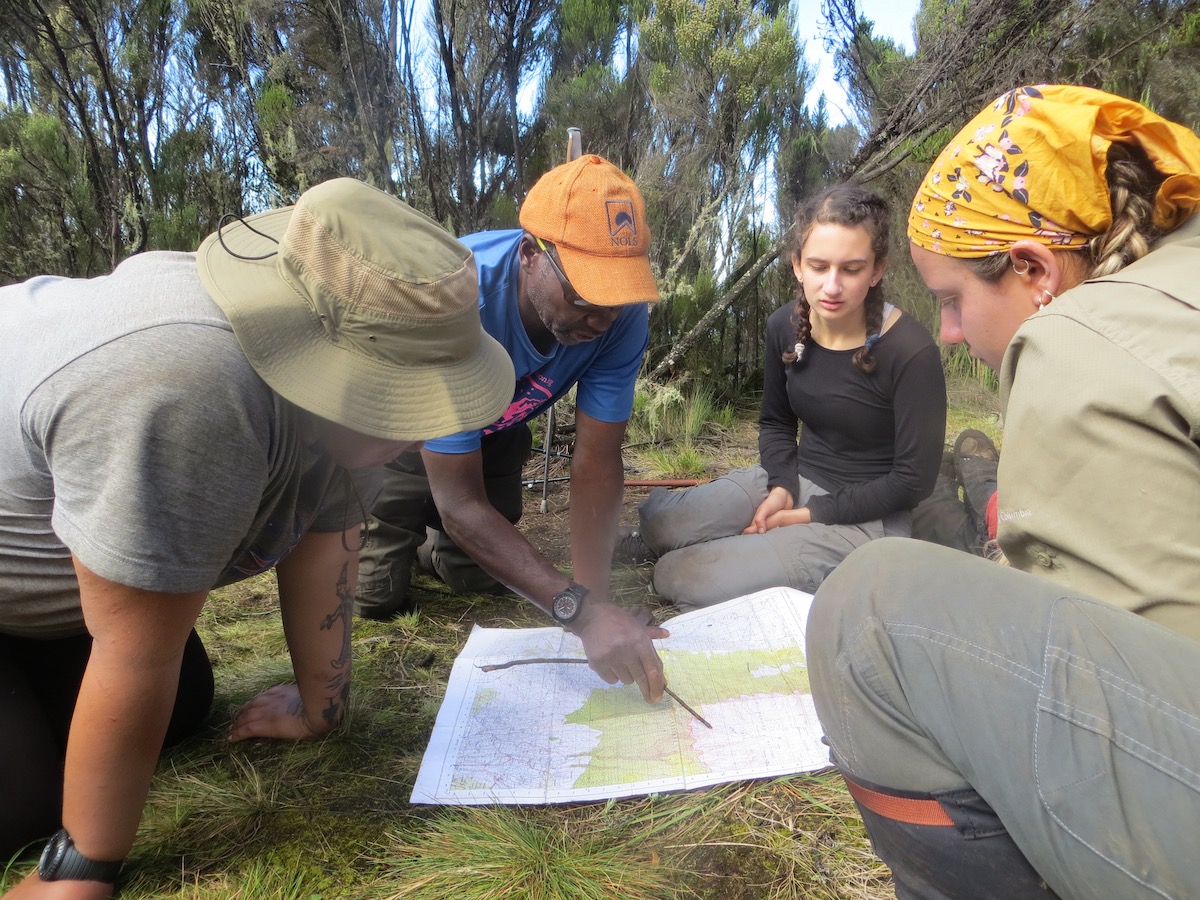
[0,178,513,896]
[806,86,1200,897]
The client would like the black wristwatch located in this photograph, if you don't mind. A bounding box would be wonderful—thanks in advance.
[38,828,124,884]
[550,582,589,626]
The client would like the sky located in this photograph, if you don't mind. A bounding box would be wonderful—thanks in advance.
[796,0,920,125]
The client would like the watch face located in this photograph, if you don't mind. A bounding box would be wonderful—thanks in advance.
[553,590,580,622]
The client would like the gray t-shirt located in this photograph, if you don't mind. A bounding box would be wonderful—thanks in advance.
[0,251,375,637]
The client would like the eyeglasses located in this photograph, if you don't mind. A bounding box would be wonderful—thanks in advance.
[535,237,599,309]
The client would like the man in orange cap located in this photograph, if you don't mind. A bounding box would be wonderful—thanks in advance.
[357,154,669,703]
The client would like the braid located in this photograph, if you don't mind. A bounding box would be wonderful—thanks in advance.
[966,143,1167,285]
[1088,142,1164,278]
[852,288,885,373]
[781,287,813,365]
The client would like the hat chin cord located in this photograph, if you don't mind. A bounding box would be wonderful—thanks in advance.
[216,213,280,261]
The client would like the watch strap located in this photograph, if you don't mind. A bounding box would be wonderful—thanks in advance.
[39,830,124,883]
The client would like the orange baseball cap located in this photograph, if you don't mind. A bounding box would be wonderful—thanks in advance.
[519,154,660,307]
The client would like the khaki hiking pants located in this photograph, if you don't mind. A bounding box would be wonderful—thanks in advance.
[807,538,1200,899]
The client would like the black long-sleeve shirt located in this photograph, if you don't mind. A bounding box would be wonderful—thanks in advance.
[758,303,946,525]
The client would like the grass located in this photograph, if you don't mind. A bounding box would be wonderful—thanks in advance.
[627,380,736,447]
[3,399,999,899]
[375,805,685,899]
[640,445,710,479]
[944,373,1003,450]
[625,381,757,480]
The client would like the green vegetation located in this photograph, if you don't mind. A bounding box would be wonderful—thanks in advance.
[627,381,751,479]
[628,381,737,445]
[943,355,1004,450]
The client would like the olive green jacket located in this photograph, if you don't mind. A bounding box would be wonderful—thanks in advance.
[999,215,1200,641]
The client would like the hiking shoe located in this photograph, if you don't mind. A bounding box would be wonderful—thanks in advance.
[952,429,999,544]
[953,428,999,463]
[613,525,657,565]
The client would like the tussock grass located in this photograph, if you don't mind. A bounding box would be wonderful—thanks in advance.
[625,381,758,481]
[627,380,736,448]
[641,444,709,479]
[367,774,890,900]
[374,805,688,900]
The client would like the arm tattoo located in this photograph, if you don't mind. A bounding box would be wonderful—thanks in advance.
[316,561,354,726]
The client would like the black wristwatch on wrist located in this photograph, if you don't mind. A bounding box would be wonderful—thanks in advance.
[550,582,589,627]
[38,828,124,884]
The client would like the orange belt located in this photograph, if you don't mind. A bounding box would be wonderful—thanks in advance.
[843,774,955,827]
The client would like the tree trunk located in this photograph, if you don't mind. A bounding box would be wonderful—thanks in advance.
[647,229,791,384]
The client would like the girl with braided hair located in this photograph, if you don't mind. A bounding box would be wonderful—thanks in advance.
[806,86,1200,899]
[620,184,946,609]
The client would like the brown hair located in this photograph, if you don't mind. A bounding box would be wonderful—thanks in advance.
[783,184,889,374]
[967,142,1167,283]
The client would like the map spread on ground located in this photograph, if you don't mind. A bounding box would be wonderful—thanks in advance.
[411,587,829,805]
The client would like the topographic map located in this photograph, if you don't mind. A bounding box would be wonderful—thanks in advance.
[411,587,830,804]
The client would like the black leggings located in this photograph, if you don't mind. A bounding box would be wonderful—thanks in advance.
[0,628,214,860]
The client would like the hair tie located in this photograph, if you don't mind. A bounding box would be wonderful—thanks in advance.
[864,333,881,351]
[793,341,805,362]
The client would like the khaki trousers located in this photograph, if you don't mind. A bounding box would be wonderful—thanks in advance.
[807,538,1200,899]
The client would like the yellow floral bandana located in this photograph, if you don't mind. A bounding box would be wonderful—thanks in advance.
[908,84,1200,258]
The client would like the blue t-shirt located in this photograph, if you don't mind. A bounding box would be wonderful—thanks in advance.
[424,230,649,454]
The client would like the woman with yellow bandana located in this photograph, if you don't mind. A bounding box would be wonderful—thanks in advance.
[913,83,1200,636]
[804,86,1200,899]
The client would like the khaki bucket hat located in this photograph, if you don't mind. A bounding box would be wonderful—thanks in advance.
[197,178,514,441]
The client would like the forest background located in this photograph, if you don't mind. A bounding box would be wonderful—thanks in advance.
[3,0,1199,401]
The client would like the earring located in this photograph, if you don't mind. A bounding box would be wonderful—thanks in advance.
[1035,289,1057,310]
[1012,259,1031,276]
